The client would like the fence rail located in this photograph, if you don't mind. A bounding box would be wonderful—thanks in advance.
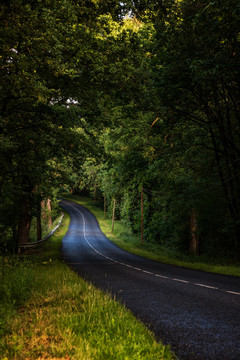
[18,212,64,251]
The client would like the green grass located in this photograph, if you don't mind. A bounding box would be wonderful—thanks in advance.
[0,210,175,359]
[64,194,240,277]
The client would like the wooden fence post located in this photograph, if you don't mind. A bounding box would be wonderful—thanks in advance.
[104,194,106,220]
[141,187,144,244]
[112,199,116,233]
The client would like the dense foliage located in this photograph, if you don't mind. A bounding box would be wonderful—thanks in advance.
[1,0,239,259]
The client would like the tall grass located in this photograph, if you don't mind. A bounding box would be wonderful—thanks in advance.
[0,210,175,359]
[0,256,34,338]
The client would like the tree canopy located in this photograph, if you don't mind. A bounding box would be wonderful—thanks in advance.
[1,0,240,259]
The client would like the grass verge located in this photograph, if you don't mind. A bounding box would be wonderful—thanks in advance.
[0,210,175,359]
[64,194,240,277]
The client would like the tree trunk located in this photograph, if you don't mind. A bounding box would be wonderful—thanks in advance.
[189,209,199,255]
[46,198,52,228]
[12,223,18,253]
[41,200,46,220]
[104,194,106,219]
[93,183,97,202]
[141,187,144,244]
[37,200,42,241]
[112,199,116,233]
[17,194,32,246]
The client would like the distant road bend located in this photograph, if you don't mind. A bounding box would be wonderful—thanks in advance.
[60,199,240,360]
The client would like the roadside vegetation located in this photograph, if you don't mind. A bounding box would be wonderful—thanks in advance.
[64,194,240,277]
[0,210,175,360]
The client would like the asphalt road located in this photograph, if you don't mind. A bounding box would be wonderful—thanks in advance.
[60,199,240,360]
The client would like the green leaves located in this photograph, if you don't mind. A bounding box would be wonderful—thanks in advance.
[1,0,239,255]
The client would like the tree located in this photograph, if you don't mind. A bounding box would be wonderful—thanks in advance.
[145,0,240,252]
[0,0,115,249]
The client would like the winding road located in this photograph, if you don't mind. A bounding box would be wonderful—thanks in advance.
[60,199,240,360]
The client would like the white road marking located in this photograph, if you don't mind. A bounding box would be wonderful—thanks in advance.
[226,290,240,295]
[172,278,190,284]
[194,283,219,290]
[62,201,240,297]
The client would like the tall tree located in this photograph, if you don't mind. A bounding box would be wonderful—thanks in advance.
[145,0,240,251]
[0,0,126,248]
